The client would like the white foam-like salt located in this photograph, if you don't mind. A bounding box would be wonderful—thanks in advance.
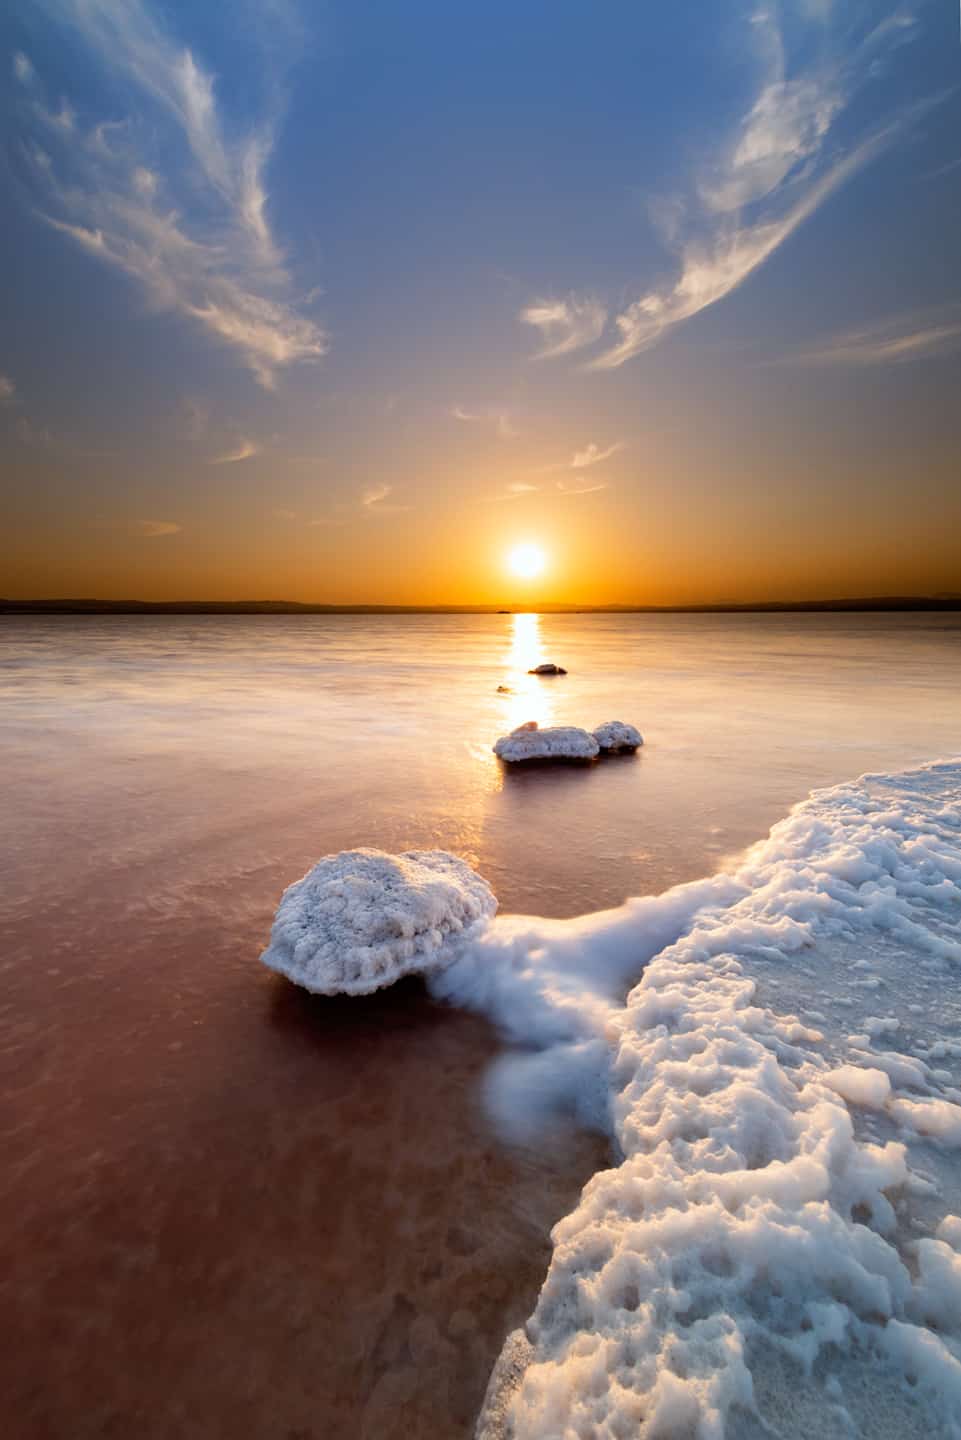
[938,1215,961,1249]
[823,1064,892,1108]
[465,758,961,1438]
[866,1015,901,1038]
[493,722,599,762]
[260,847,496,995]
[592,720,644,752]
[889,1097,961,1147]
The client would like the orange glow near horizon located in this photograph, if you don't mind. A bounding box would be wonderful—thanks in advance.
[5,441,961,606]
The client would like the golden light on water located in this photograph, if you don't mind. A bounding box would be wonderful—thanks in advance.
[503,611,553,731]
[507,543,547,580]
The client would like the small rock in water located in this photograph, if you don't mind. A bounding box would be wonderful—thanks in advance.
[593,721,644,753]
[496,684,512,693]
[528,663,568,676]
[493,722,598,763]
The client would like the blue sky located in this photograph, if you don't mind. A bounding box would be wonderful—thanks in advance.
[2,0,960,602]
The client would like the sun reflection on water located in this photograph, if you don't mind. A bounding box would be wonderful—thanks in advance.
[502,612,554,731]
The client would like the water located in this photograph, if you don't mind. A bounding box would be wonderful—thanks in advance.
[2,611,960,1438]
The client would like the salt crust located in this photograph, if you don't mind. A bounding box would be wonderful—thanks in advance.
[493,723,600,762]
[457,759,961,1438]
[260,848,496,995]
[593,720,644,752]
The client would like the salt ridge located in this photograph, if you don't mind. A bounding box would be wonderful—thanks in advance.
[462,759,961,1438]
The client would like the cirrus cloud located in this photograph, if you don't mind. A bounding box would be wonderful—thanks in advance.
[521,295,607,359]
[790,309,961,367]
[571,441,622,469]
[209,438,261,465]
[135,519,181,537]
[520,7,937,371]
[556,478,608,496]
[452,404,518,440]
[13,2,326,388]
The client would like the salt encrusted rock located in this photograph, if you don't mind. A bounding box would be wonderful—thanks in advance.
[593,720,644,752]
[260,848,497,996]
[493,721,599,763]
[528,663,567,676]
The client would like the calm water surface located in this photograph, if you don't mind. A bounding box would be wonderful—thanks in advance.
[2,613,960,1438]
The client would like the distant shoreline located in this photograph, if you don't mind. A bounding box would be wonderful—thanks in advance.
[2,597,960,616]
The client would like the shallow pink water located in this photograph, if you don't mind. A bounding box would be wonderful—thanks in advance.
[2,612,960,1437]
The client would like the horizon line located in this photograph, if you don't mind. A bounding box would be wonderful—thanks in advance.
[3,595,961,616]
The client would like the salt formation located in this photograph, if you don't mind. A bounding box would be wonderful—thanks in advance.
[458,759,961,1440]
[528,663,567,675]
[493,722,599,763]
[260,848,496,995]
[593,720,644,752]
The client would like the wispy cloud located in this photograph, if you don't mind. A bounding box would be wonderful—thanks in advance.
[590,117,920,371]
[0,374,16,405]
[304,485,407,525]
[13,52,34,85]
[791,311,961,367]
[452,404,517,439]
[272,507,297,520]
[362,483,392,508]
[14,2,326,387]
[556,478,608,497]
[135,519,181,537]
[209,438,260,464]
[921,155,961,183]
[521,296,607,359]
[361,483,407,514]
[481,481,541,503]
[521,9,934,370]
[37,98,77,134]
[571,441,622,469]
[536,440,623,476]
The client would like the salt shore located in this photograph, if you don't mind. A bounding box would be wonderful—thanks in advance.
[466,759,961,1439]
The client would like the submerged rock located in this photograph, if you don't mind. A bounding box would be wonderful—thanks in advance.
[528,663,568,676]
[593,720,644,752]
[493,721,599,763]
[261,848,497,995]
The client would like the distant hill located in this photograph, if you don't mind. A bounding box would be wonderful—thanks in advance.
[2,597,960,615]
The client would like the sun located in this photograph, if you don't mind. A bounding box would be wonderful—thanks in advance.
[507,543,547,580]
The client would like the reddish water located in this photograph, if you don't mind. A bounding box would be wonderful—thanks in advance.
[2,612,960,1436]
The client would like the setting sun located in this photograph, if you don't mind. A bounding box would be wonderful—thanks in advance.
[507,543,547,580]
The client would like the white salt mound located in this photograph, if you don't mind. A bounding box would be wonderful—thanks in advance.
[260,848,497,995]
[493,722,599,763]
[592,720,644,752]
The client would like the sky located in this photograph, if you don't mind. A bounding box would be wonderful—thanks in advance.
[1,0,960,605]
